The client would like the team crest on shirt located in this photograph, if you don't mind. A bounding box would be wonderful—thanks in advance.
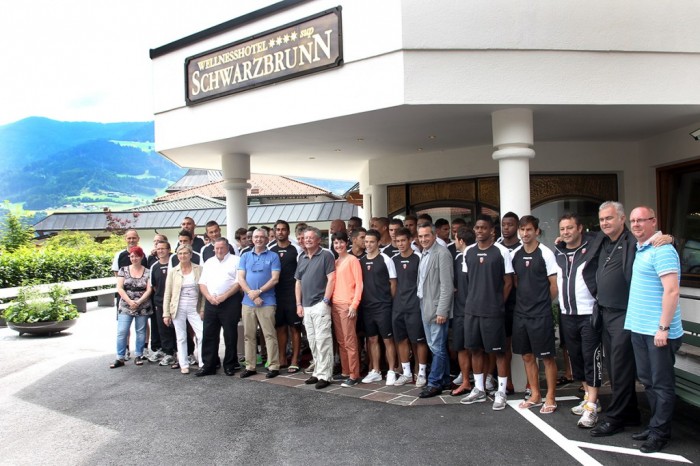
[582,248,586,255]
[367,265,371,270]
[403,263,407,269]
[479,257,484,264]
[280,252,285,258]
[525,260,530,268]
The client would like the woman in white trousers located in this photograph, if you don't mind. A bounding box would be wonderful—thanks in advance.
[162,244,205,374]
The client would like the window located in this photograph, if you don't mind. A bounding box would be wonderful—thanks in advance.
[658,160,700,286]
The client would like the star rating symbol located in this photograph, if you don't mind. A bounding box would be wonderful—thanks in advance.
[290,31,298,41]
[283,34,290,43]
[268,39,276,48]
[276,36,283,46]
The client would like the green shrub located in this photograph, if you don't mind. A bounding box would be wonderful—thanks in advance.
[0,232,119,288]
[3,285,79,323]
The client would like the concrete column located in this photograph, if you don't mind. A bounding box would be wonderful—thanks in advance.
[492,108,535,218]
[221,153,251,243]
[369,184,387,218]
[491,108,535,392]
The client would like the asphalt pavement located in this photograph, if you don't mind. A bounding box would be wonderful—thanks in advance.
[1,304,698,465]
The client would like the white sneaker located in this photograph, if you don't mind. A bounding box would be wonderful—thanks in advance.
[415,374,427,388]
[485,374,496,392]
[577,404,599,428]
[492,391,507,411]
[453,373,463,385]
[571,394,602,415]
[187,354,197,366]
[148,349,165,363]
[361,370,382,383]
[159,355,176,366]
[394,374,412,386]
[385,370,397,386]
[460,387,487,405]
[571,395,588,415]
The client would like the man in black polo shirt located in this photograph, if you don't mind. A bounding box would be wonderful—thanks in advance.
[460,215,514,411]
[169,230,201,268]
[200,221,235,263]
[589,201,641,436]
[511,215,559,414]
[178,216,205,253]
[270,220,303,373]
[350,228,367,259]
[391,227,428,388]
[360,229,399,385]
[381,218,403,258]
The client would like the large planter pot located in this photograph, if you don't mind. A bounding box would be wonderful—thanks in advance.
[7,319,77,336]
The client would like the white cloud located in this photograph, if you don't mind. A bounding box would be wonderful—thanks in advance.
[0,0,276,125]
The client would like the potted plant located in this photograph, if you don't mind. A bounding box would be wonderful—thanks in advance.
[3,285,79,336]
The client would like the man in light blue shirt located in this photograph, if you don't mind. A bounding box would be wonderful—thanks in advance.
[624,206,682,454]
[238,229,282,379]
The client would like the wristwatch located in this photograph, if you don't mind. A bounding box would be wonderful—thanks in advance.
[658,325,670,331]
[322,297,330,305]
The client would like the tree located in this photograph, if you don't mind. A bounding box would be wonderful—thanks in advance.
[0,207,35,252]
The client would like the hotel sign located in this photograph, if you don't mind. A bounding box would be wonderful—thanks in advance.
[186,8,343,105]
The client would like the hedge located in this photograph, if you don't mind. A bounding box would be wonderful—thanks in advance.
[0,232,123,288]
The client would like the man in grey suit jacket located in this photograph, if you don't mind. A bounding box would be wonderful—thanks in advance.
[416,222,454,398]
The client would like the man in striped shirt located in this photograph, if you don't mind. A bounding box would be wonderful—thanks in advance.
[624,206,682,454]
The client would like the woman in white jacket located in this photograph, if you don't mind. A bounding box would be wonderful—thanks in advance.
[162,244,205,374]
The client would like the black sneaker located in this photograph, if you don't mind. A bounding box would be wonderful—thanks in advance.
[341,378,359,387]
[332,373,348,382]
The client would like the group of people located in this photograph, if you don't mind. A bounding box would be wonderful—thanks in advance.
[109,202,683,454]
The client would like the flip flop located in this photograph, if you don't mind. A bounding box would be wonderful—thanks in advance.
[450,386,472,397]
[287,365,300,374]
[109,359,125,369]
[518,399,544,409]
[540,403,558,414]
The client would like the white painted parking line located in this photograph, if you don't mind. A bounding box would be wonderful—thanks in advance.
[507,399,603,466]
[571,441,691,464]
[508,398,692,465]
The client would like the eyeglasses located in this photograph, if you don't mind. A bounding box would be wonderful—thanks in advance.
[629,217,655,224]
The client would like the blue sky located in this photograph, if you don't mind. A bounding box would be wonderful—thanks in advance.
[0,0,275,126]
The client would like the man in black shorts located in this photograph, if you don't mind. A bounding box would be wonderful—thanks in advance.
[496,211,521,394]
[391,227,428,388]
[511,215,559,414]
[460,215,514,410]
[360,229,399,385]
[555,212,602,428]
[450,225,475,395]
[270,220,303,373]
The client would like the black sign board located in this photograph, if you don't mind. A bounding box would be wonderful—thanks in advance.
[186,7,343,105]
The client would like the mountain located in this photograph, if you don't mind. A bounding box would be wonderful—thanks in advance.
[0,117,186,210]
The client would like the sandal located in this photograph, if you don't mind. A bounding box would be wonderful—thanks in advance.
[556,376,574,386]
[450,386,472,397]
[518,399,543,409]
[287,365,300,374]
[171,361,180,370]
[540,403,558,414]
[134,356,146,366]
[181,367,190,374]
[110,359,125,369]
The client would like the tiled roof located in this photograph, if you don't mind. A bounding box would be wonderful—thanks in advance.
[155,173,337,202]
[127,196,226,212]
[33,201,358,233]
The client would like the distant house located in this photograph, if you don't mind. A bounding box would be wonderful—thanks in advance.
[33,170,359,245]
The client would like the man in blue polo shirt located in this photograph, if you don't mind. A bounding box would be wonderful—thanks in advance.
[624,206,682,454]
[238,229,282,379]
